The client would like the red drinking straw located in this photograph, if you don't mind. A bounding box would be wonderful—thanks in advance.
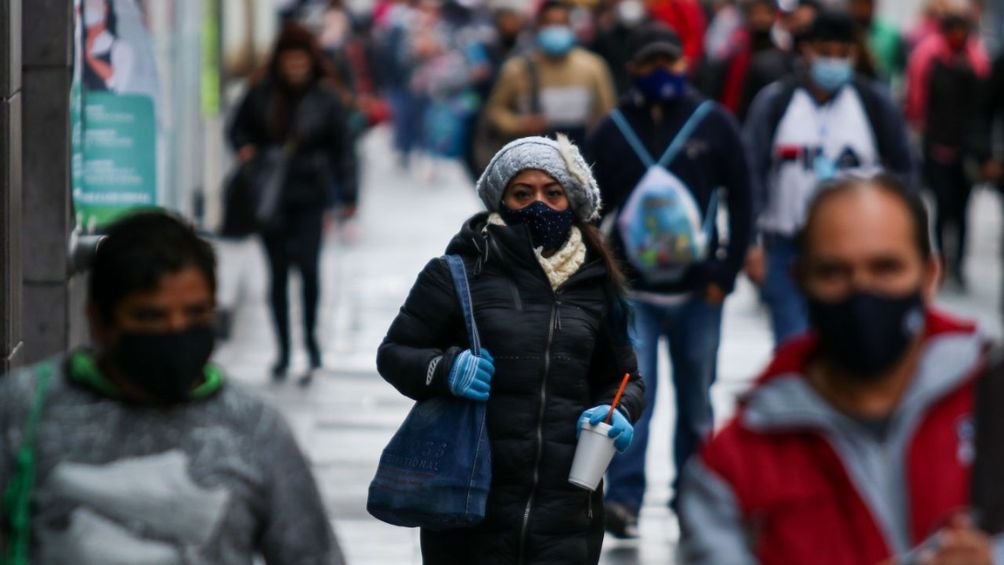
[605,373,632,424]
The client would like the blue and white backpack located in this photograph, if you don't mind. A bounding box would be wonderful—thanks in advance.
[611,101,717,284]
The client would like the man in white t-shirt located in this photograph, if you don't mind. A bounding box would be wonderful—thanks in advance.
[743,10,913,346]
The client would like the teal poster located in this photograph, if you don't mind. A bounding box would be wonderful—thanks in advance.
[75,92,157,227]
[72,0,160,231]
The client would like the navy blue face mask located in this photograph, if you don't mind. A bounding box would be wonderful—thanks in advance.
[500,201,576,251]
[633,68,688,103]
[808,289,925,379]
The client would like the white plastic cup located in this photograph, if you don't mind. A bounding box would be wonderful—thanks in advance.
[569,421,617,491]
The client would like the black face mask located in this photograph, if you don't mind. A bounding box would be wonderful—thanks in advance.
[808,290,926,379]
[113,325,216,403]
[500,201,576,251]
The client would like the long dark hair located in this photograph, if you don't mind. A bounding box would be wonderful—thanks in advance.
[262,23,334,87]
[254,22,351,138]
[578,221,634,346]
[578,221,627,294]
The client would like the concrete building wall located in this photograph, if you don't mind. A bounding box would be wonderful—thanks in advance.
[1,0,23,374]
[20,0,81,366]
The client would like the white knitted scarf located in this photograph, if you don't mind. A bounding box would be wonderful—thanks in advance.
[487,213,587,290]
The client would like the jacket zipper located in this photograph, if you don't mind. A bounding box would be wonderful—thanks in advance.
[517,298,559,565]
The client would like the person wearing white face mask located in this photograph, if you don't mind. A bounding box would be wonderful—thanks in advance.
[743,10,914,347]
[81,0,135,93]
[483,0,617,149]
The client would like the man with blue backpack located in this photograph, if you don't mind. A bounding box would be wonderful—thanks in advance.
[586,22,754,538]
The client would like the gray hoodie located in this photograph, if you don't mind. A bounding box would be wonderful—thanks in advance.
[0,354,344,565]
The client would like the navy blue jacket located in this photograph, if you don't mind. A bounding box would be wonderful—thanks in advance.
[586,91,754,296]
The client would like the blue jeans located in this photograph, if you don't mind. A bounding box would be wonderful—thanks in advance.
[605,296,723,514]
[387,88,426,158]
[762,235,808,346]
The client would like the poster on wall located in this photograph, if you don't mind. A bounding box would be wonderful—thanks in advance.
[72,0,161,231]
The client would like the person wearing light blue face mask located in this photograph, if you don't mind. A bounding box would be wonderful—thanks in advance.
[480,0,617,152]
[809,53,855,94]
[742,10,914,347]
[801,17,859,108]
[537,23,577,58]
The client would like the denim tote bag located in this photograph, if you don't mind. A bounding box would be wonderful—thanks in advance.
[367,255,492,530]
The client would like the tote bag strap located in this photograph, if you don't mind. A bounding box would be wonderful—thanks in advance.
[443,255,481,356]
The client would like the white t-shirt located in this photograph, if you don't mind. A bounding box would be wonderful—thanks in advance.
[759,86,879,236]
[539,86,593,128]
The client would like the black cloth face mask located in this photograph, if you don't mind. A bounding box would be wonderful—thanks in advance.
[113,325,216,404]
[808,289,926,379]
[500,201,576,252]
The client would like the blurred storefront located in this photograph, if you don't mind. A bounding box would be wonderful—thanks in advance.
[72,0,281,233]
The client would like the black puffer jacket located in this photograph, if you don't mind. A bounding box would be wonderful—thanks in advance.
[377,213,645,565]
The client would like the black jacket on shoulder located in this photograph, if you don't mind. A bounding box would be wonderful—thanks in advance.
[377,213,645,565]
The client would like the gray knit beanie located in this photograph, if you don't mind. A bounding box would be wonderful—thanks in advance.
[475,135,603,221]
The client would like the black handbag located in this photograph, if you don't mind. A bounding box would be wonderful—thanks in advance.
[219,145,290,238]
[219,166,257,239]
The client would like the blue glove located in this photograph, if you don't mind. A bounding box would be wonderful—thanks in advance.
[448,349,494,402]
[577,405,634,452]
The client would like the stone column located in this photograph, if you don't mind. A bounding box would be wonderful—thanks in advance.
[20,0,80,365]
[1,0,23,374]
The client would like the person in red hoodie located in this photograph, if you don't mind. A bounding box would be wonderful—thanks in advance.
[678,174,1001,564]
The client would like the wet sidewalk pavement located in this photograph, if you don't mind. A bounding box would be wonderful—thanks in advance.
[211,128,1003,564]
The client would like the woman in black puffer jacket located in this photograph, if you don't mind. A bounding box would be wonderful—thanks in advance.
[377,135,645,565]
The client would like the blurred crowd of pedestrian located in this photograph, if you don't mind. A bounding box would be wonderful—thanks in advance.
[224,0,1004,560]
[5,0,1004,564]
[259,0,1004,340]
[277,0,1002,196]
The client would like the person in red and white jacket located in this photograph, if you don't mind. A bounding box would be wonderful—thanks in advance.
[678,174,1001,565]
